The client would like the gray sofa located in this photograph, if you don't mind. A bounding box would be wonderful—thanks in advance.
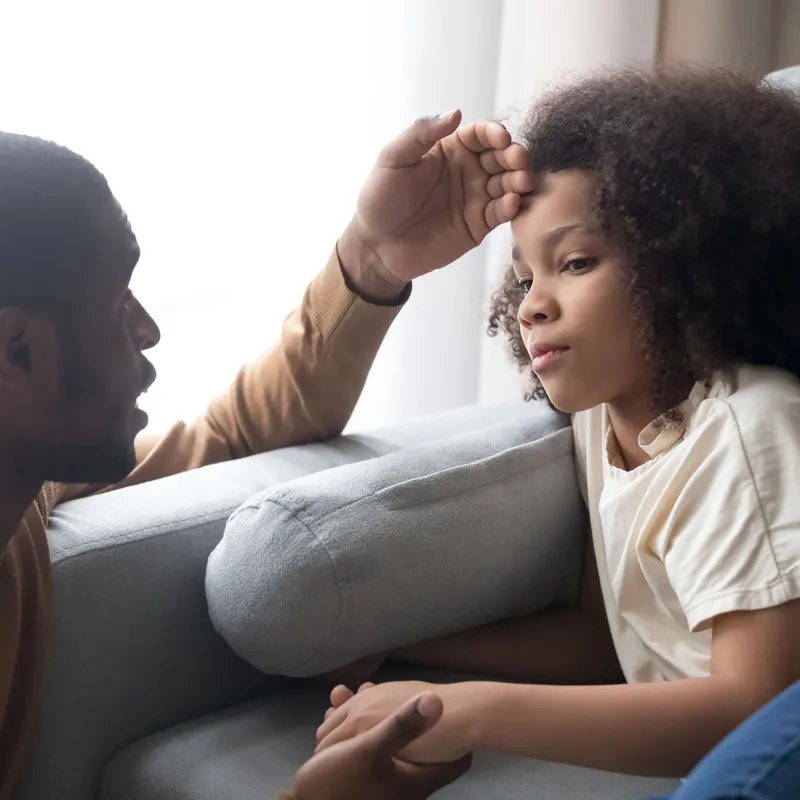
[11,402,679,800]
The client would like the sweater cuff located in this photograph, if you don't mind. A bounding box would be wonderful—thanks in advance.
[310,247,409,341]
[336,240,412,307]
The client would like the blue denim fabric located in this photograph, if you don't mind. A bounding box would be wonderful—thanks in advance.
[647,680,800,800]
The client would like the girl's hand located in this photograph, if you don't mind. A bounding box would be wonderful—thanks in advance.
[314,653,387,691]
[293,693,472,800]
[316,681,470,764]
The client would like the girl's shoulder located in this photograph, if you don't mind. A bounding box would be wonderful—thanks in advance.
[688,365,800,474]
[704,364,800,430]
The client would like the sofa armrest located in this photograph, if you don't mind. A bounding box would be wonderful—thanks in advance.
[14,401,534,800]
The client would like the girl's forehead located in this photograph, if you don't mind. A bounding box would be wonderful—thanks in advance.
[512,171,596,242]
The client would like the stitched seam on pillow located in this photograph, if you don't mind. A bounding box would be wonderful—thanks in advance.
[232,427,572,521]
[276,433,574,525]
[378,450,575,511]
[258,497,351,675]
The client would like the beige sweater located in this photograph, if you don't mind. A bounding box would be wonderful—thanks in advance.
[0,250,404,799]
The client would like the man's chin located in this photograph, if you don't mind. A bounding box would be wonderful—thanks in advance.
[48,442,137,486]
[132,405,149,431]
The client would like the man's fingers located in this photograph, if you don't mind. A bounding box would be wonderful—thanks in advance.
[361,693,444,757]
[395,753,474,796]
[456,120,511,154]
[358,681,376,693]
[480,142,528,174]
[485,194,522,230]
[379,110,463,168]
[486,169,535,199]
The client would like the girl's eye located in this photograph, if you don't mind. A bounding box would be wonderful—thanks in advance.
[121,291,135,314]
[564,257,596,273]
[518,278,533,294]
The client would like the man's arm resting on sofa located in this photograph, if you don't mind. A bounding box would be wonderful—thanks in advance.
[392,540,623,685]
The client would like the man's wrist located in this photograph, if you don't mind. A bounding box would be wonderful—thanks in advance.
[337,224,409,306]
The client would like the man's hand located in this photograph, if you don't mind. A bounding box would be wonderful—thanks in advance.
[339,110,534,301]
[316,681,469,765]
[290,693,471,800]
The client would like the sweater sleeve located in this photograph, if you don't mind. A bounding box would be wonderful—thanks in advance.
[59,247,405,501]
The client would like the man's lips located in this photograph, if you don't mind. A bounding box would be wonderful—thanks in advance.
[142,362,157,393]
[132,364,157,416]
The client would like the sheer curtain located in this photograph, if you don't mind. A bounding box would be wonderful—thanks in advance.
[3,1,797,432]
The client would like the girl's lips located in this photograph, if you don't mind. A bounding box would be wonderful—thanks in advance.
[531,347,569,373]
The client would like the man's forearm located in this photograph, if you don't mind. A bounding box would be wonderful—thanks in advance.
[392,607,623,685]
[454,676,770,777]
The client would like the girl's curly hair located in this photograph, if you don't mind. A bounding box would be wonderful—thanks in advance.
[488,65,800,408]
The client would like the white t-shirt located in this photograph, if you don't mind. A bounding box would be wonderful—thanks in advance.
[572,364,800,683]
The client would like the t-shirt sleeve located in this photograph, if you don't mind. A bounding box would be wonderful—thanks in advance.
[663,393,800,632]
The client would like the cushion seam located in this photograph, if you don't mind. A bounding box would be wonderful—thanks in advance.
[378,449,575,510]
[253,497,349,674]
[242,437,573,530]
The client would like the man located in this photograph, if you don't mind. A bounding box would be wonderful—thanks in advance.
[0,111,532,796]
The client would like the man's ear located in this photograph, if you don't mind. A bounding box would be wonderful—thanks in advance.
[0,307,53,392]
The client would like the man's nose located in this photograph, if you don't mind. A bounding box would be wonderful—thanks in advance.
[131,297,161,351]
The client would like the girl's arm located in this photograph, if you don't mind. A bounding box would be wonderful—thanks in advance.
[318,598,800,777]
[392,538,623,685]
[454,598,800,776]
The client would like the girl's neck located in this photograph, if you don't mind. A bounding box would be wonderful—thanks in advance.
[606,402,652,470]
[606,380,695,471]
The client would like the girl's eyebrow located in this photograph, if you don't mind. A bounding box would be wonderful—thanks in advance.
[512,223,596,263]
[541,223,594,247]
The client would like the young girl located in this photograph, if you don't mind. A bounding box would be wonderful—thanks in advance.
[313,65,800,778]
